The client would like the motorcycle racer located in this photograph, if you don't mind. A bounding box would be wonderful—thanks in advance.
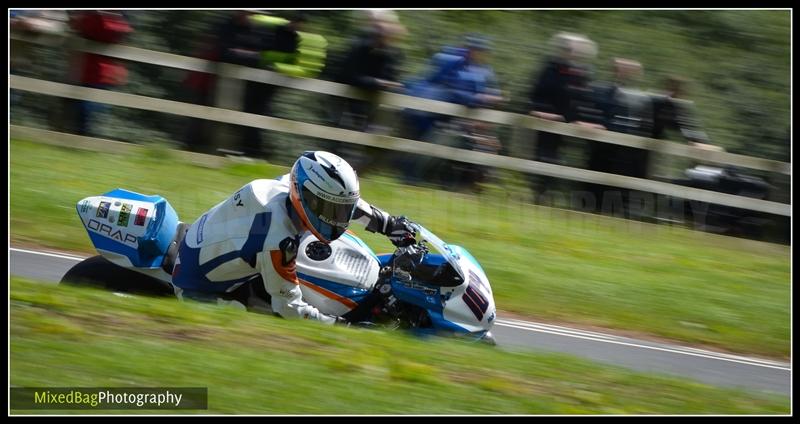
[171,151,416,324]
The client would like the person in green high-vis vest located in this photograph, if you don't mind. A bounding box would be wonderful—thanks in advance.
[232,12,327,159]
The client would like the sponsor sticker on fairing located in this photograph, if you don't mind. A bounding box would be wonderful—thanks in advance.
[79,200,90,213]
[134,208,148,226]
[118,203,133,227]
[96,201,110,218]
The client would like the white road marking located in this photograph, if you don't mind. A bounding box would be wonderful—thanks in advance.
[10,246,792,372]
[498,318,622,341]
[497,318,789,367]
[494,321,790,371]
[10,247,86,262]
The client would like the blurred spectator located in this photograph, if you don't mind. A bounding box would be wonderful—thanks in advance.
[181,33,221,153]
[652,75,713,147]
[650,77,771,237]
[322,10,407,171]
[591,58,652,138]
[68,10,133,137]
[11,10,69,75]
[528,33,601,163]
[648,75,722,180]
[403,34,504,142]
[10,10,69,112]
[400,34,504,183]
[217,11,263,68]
[585,58,654,216]
[218,11,309,158]
[329,10,406,132]
[526,32,602,196]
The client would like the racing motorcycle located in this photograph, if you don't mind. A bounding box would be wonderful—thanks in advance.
[60,188,497,344]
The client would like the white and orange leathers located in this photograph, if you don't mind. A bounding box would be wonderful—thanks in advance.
[171,175,384,324]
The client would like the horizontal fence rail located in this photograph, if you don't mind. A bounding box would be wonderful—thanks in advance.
[10,32,791,176]
[10,75,790,217]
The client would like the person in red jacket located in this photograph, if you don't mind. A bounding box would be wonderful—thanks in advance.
[68,10,133,136]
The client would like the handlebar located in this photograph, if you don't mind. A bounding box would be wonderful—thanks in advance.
[391,243,427,281]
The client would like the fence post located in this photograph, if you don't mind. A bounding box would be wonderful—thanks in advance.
[212,63,246,154]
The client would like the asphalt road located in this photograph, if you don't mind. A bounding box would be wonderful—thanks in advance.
[10,247,791,396]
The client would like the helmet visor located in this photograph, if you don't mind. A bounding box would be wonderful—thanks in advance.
[301,184,357,241]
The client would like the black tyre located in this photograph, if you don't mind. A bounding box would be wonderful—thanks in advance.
[59,255,175,297]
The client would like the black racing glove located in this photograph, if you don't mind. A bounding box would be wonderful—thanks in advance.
[386,216,417,248]
[363,206,417,247]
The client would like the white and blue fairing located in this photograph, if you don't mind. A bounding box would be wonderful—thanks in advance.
[387,224,496,338]
[295,222,495,339]
[76,188,179,269]
[295,231,381,317]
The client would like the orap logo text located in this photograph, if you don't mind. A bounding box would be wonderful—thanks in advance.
[88,219,138,247]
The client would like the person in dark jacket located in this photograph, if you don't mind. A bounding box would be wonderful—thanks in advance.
[331,10,406,132]
[323,10,406,171]
[586,58,659,217]
[527,33,602,196]
[218,11,307,158]
[651,75,711,145]
[590,58,652,176]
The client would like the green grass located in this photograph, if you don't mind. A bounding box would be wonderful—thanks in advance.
[9,138,790,357]
[9,277,789,414]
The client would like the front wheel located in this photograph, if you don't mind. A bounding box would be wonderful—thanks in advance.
[60,255,175,297]
[480,331,497,346]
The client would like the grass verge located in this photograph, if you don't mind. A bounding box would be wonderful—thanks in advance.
[9,278,789,414]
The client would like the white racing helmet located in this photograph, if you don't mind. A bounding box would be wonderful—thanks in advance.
[289,151,360,243]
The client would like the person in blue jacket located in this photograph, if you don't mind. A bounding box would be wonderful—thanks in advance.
[399,35,504,183]
[403,34,504,141]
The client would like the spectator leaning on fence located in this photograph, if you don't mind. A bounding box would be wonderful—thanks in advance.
[181,33,222,154]
[526,32,602,197]
[218,11,304,158]
[10,10,69,115]
[651,75,715,148]
[322,10,407,171]
[402,34,504,142]
[329,10,407,132]
[586,58,656,216]
[67,10,133,137]
[648,75,723,182]
[10,10,69,77]
[218,11,326,159]
[398,34,504,184]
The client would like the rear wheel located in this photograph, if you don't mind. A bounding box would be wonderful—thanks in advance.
[60,255,175,297]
